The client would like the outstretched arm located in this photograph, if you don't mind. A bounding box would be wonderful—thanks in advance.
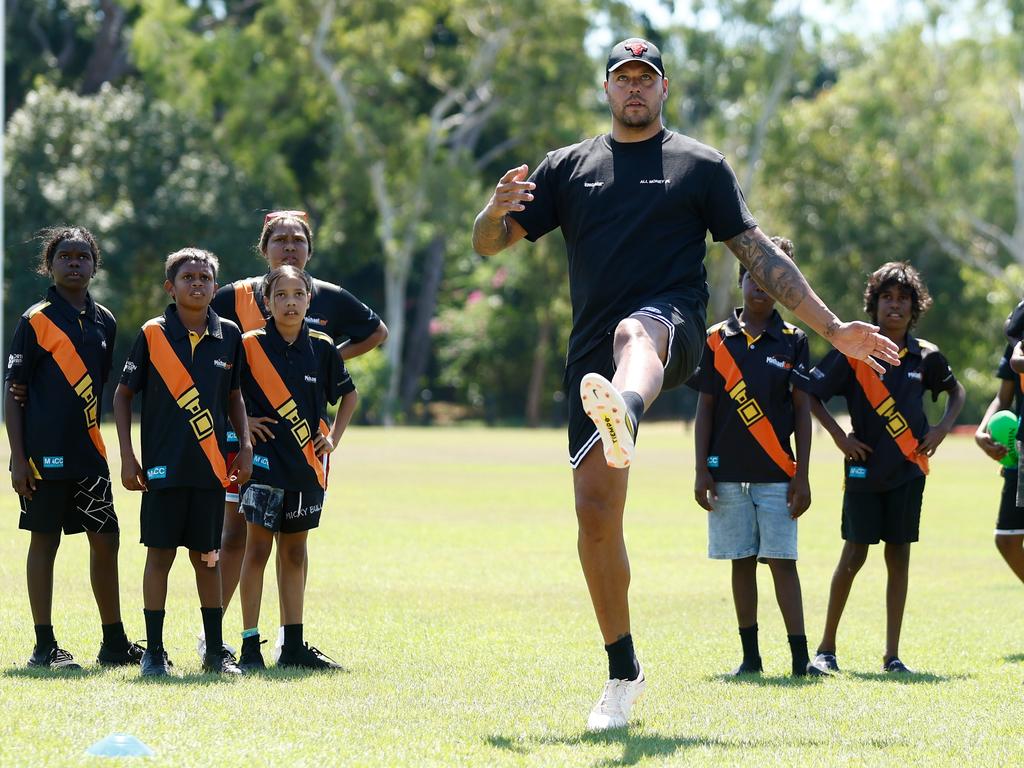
[472,165,533,256]
[725,227,899,373]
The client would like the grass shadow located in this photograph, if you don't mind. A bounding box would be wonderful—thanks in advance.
[3,666,106,680]
[709,672,825,687]
[1003,653,1024,663]
[846,671,963,684]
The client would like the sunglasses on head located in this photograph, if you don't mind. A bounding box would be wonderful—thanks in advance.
[264,210,310,225]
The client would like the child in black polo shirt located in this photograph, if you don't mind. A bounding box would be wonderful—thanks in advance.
[799,262,964,674]
[113,248,253,676]
[691,236,818,677]
[5,226,143,670]
[235,266,358,671]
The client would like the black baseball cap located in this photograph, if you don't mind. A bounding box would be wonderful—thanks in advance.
[606,38,665,79]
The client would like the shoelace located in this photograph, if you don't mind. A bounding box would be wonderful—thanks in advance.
[596,679,626,714]
[51,647,77,666]
[305,644,338,664]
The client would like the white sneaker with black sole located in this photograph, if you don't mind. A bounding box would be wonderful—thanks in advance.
[586,664,646,731]
[580,373,636,469]
[196,630,236,661]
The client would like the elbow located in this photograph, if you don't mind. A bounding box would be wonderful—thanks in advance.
[376,322,389,345]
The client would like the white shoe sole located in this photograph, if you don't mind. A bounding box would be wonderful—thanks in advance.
[580,373,635,469]
[586,669,646,731]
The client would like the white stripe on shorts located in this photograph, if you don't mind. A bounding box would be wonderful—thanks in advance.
[569,429,602,468]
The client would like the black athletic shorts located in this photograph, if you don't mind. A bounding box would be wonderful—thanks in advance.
[140,487,226,552]
[565,300,705,467]
[239,482,324,534]
[997,468,1024,535]
[841,475,926,545]
[19,476,118,535]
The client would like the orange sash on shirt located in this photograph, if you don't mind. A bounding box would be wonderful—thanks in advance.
[707,332,797,478]
[848,356,929,475]
[143,321,230,487]
[234,280,268,332]
[242,334,328,489]
[27,307,107,459]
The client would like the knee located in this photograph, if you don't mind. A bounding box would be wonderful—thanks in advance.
[884,544,911,567]
[995,536,1018,556]
[246,537,273,565]
[614,318,650,349]
[221,518,247,554]
[575,496,620,544]
[30,534,61,559]
[766,558,797,576]
[839,548,868,574]
[91,532,120,557]
[280,540,306,570]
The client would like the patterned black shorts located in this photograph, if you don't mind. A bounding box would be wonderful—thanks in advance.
[19,476,118,535]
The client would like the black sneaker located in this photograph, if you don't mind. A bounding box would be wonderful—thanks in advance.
[277,642,343,670]
[238,642,266,673]
[140,648,172,677]
[810,652,840,674]
[27,644,81,670]
[729,658,763,676]
[203,648,242,675]
[884,656,914,674]
[98,640,146,666]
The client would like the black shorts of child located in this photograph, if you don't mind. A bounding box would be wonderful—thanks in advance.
[841,475,926,545]
[565,301,705,467]
[997,468,1024,534]
[140,487,226,552]
[239,482,324,534]
[19,476,118,535]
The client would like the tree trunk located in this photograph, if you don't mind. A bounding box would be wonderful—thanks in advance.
[525,310,552,427]
[400,235,446,414]
[80,0,129,95]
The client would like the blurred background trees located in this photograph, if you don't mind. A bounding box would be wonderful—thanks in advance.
[4,0,1020,423]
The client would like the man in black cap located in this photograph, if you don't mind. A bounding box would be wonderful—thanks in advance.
[472,37,899,730]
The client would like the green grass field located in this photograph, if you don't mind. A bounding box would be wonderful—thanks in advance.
[1,423,1022,766]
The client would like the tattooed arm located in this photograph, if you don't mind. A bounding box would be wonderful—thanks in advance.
[472,165,533,256]
[725,227,900,373]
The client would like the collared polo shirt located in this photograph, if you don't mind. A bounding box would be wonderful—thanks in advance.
[240,319,352,494]
[5,287,116,478]
[119,304,242,490]
[690,308,809,482]
[793,335,958,492]
[995,341,1024,439]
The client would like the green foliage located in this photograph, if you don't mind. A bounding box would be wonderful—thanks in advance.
[3,84,265,370]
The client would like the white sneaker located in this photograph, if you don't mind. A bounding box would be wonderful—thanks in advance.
[580,373,635,469]
[272,626,284,663]
[196,630,236,661]
[586,665,646,731]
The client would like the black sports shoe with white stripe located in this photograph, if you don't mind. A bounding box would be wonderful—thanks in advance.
[277,642,343,670]
[98,640,146,666]
[884,657,914,674]
[28,645,82,670]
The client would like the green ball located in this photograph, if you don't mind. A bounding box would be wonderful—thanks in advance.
[988,410,1019,468]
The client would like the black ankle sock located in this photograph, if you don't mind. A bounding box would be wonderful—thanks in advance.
[788,634,810,675]
[201,607,223,657]
[101,622,129,650]
[605,634,639,681]
[143,609,165,652]
[283,624,303,651]
[739,624,761,669]
[621,391,645,436]
[34,624,56,649]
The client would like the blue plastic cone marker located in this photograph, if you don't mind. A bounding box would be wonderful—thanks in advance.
[85,733,155,757]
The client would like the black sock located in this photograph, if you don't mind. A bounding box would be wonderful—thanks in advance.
[201,607,223,658]
[739,624,761,670]
[101,622,129,650]
[621,391,645,437]
[143,609,165,652]
[605,634,639,681]
[788,634,810,675]
[283,623,303,651]
[34,624,56,650]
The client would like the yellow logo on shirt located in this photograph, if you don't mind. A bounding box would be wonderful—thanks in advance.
[73,373,99,430]
[176,387,215,441]
[276,399,311,447]
[874,396,909,438]
[727,380,765,426]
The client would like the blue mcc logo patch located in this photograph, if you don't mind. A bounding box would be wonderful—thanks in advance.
[42,456,64,469]
[253,455,270,470]
[147,466,168,480]
[848,466,868,479]
[707,456,720,468]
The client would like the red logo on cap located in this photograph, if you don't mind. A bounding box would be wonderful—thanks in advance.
[624,41,648,57]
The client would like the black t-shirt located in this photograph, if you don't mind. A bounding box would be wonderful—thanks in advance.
[212,276,382,343]
[1005,299,1024,341]
[241,320,353,494]
[510,129,757,365]
[996,341,1024,440]
[119,305,242,490]
[793,336,958,492]
[6,287,116,478]
[690,309,809,483]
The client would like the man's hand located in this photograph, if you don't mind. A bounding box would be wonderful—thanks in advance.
[11,456,36,499]
[788,474,811,519]
[481,165,534,220]
[833,432,873,462]
[694,466,717,511]
[827,321,900,373]
[248,415,277,443]
[121,454,148,491]
[917,426,950,457]
[975,431,1008,461]
[229,445,253,487]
